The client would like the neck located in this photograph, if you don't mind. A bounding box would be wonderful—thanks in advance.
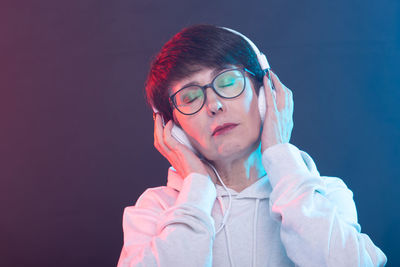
[210,142,266,193]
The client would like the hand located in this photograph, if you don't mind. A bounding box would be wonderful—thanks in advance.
[260,70,294,153]
[153,113,216,182]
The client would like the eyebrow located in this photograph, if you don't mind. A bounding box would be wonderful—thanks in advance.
[179,66,231,89]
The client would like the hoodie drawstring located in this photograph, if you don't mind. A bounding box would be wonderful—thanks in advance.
[217,196,235,267]
[252,198,260,267]
[207,162,232,235]
[224,222,235,267]
[207,161,264,267]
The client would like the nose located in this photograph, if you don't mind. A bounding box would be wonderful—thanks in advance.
[204,87,224,116]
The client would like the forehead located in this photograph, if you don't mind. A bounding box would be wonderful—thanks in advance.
[169,65,234,95]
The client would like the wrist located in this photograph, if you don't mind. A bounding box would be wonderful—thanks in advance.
[261,141,283,154]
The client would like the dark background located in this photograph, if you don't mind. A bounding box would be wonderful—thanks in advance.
[1,0,399,266]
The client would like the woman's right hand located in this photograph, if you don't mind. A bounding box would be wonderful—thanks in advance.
[153,113,215,182]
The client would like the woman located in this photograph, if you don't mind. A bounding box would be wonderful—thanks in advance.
[117,24,386,266]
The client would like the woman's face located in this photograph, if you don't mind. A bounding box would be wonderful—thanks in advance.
[170,66,262,162]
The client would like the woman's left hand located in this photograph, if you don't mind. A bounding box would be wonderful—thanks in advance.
[261,70,294,153]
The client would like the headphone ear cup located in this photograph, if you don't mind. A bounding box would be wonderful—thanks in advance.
[258,86,266,123]
[171,123,201,157]
[258,84,277,123]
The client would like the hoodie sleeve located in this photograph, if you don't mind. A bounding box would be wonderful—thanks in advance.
[117,173,217,267]
[262,143,387,267]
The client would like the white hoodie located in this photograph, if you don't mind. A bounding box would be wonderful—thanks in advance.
[117,143,387,266]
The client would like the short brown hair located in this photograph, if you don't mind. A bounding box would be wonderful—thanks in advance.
[145,24,264,122]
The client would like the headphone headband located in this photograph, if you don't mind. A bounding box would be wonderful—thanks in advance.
[220,27,270,71]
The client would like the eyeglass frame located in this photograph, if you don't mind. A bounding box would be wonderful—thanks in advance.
[169,67,257,116]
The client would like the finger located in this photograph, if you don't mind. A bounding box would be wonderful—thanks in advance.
[154,113,171,155]
[270,70,291,111]
[287,88,294,113]
[269,69,281,85]
[270,71,285,110]
[163,119,186,154]
[283,86,290,112]
[263,72,278,112]
[153,113,160,147]
[154,114,167,157]
[270,70,284,94]
[279,81,293,113]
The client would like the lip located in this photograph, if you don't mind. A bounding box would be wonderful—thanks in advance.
[212,123,238,136]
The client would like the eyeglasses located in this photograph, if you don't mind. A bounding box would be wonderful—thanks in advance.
[169,68,255,115]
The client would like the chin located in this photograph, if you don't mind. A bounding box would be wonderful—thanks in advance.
[210,140,252,161]
[200,132,260,161]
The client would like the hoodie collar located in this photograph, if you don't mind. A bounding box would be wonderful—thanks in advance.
[166,167,272,200]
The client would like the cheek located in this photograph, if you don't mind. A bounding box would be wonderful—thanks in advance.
[243,86,254,113]
[243,87,262,133]
[175,113,208,148]
[242,85,261,121]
